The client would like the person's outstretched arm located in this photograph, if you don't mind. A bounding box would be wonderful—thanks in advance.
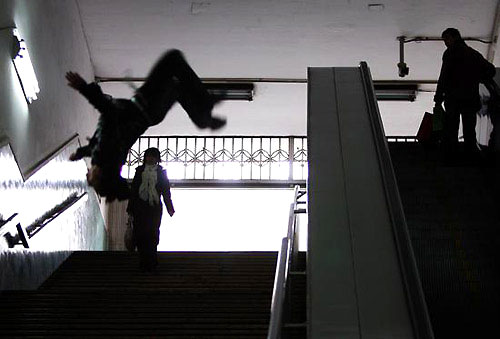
[159,169,175,216]
[65,71,114,114]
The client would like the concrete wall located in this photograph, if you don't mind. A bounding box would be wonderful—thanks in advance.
[0,0,97,176]
[0,0,107,290]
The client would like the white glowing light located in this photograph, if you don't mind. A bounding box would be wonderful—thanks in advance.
[12,29,40,104]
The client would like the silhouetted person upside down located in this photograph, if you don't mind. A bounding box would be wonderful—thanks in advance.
[66,49,225,201]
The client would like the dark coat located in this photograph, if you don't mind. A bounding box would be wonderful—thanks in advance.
[434,41,496,111]
[127,164,172,214]
[77,83,149,169]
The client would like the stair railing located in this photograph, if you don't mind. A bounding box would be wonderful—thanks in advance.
[267,185,306,339]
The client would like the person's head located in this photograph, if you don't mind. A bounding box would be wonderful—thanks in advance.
[143,147,161,165]
[441,28,462,48]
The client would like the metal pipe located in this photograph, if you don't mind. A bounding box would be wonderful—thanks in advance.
[400,36,493,44]
[487,0,500,62]
[96,76,438,85]
[96,76,308,84]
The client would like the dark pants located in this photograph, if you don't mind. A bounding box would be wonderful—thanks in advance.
[136,49,214,128]
[132,200,163,271]
[443,104,478,154]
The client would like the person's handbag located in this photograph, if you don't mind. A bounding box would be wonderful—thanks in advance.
[124,214,136,252]
[417,112,433,142]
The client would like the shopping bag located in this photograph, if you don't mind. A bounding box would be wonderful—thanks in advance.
[124,215,136,252]
[416,112,433,142]
[432,105,445,132]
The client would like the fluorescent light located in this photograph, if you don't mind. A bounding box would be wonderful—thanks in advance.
[374,83,417,101]
[12,28,40,104]
[205,83,254,101]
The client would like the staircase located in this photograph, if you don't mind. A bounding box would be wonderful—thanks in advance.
[389,142,500,338]
[281,252,307,339]
[0,251,279,338]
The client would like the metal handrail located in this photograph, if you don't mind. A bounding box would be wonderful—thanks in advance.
[4,192,87,248]
[2,134,80,182]
[0,213,19,238]
[23,133,79,181]
[267,185,303,339]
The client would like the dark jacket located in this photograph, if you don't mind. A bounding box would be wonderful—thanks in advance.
[76,83,149,169]
[127,164,172,214]
[434,41,496,111]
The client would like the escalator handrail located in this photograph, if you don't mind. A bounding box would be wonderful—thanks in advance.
[359,61,434,339]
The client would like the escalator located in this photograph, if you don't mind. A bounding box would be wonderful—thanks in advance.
[307,64,432,338]
[389,142,500,338]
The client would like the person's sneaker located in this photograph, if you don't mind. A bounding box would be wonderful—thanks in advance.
[209,116,226,130]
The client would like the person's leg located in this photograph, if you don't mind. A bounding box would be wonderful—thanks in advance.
[149,207,163,270]
[133,209,151,271]
[443,104,460,161]
[461,110,479,154]
[136,49,225,129]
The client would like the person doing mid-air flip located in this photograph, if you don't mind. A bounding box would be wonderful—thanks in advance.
[66,49,226,202]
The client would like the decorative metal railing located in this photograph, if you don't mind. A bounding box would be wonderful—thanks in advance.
[122,135,423,182]
[122,136,308,181]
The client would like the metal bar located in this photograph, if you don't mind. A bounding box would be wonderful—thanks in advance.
[16,223,29,248]
[96,76,441,85]
[27,192,87,238]
[96,76,308,84]
[487,0,500,62]
[268,237,289,339]
[399,36,493,44]
[0,213,18,229]
[288,137,294,181]
[22,133,79,181]
[269,137,272,180]
[267,185,303,339]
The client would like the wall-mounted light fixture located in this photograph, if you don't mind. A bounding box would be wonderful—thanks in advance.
[11,28,40,104]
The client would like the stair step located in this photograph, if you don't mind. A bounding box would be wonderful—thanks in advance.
[1,251,300,338]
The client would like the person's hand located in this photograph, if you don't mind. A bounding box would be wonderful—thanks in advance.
[69,152,79,161]
[65,71,87,91]
[166,203,175,217]
[86,165,103,190]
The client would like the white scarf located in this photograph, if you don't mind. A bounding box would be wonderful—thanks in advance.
[138,164,160,206]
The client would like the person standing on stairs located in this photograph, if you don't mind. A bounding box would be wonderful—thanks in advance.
[434,28,496,163]
[127,147,175,273]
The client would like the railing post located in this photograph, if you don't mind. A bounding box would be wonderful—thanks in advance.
[288,137,294,181]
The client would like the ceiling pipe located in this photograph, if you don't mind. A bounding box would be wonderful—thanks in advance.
[487,0,500,62]
[397,35,493,77]
[95,76,437,85]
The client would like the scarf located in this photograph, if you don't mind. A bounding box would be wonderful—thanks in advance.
[138,164,160,206]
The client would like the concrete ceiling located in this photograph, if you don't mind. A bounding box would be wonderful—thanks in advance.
[74,0,500,137]
[77,0,499,81]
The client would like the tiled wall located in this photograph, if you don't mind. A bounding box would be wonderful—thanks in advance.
[0,140,106,290]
